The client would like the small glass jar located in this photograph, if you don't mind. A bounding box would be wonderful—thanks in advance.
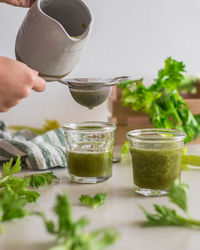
[62,121,116,184]
[127,128,186,196]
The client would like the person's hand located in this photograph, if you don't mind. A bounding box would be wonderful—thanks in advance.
[0,0,34,7]
[0,57,46,112]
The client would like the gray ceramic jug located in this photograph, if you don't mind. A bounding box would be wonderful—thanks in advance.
[15,0,93,78]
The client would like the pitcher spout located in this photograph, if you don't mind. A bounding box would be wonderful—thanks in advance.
[40,0,93,41]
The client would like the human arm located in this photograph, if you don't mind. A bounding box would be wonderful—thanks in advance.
[0,57,46,112]
[0,0,34,7]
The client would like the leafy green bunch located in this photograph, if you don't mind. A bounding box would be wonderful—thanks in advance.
[141,179,200,228]
[37,193,119,250]
[0,156,58,231]
[119,57,200,143]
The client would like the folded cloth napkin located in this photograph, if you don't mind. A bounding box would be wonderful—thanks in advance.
[0,121,66,170]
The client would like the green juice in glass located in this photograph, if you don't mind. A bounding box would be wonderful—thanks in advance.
[130,147,183,190]
[67,150,113,177]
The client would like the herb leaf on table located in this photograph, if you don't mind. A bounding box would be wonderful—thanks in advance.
[141,180,200,228]
[79,193,107,209]
[0,156,58,231]
[25,172,59,188]
[2,156,21,177]
[37,193,119,250]
[167,179,189,214]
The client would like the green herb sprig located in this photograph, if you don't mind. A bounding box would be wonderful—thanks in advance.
[0,156,58,231]
[26,172,58,188]
[141,179,200,228]
[79,193,107,209]
[37,193,119,250]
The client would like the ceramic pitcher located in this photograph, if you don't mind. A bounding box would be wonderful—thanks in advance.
[15,0,93,78]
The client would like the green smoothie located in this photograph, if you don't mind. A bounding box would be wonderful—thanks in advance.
[67,150,113,177]
[130,147,183,190]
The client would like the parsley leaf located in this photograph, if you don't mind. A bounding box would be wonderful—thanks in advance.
[141,180,200,228]
[79,193,107,209]
[37,193,119,250]
[141,205,194,227]
[168,179,189,214]
[2,155,21,177]
[25,172,59,188]
[0,156,58,231]
[0,185,29,222]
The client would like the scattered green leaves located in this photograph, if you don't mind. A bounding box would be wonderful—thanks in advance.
[0,156,58,232]
[79,193,107,209]
[37,193,119,250]
[119,57,200,144]
[0,157,118,249]
[141,179,200,228]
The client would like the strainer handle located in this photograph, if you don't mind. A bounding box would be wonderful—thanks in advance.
[113,76,130,82]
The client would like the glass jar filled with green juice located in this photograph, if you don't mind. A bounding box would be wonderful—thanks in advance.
[62,121,116,184]
[127,129,185,196]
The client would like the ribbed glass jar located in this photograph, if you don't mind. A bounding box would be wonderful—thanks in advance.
[127,128,186,196]
[63,121,116,184]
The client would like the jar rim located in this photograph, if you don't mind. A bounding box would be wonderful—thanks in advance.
[127,128,186,142]
[62,121,116,132]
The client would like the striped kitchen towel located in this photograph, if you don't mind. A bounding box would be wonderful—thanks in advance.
[0,121,67,170]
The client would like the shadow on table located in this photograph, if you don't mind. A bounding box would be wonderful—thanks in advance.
[108,186,136,199]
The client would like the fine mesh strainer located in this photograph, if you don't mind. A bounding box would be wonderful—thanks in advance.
[46,76,129,109]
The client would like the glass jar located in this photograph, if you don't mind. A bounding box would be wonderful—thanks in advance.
[62,121,116,184]
[127,128,186,196]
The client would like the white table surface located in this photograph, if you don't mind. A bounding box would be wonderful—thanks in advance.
[1,144,200,250]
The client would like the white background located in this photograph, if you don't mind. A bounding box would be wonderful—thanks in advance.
[0,0,200,126]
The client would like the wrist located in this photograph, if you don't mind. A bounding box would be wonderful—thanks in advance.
[0,0,8,3]
[0,57,9,77]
